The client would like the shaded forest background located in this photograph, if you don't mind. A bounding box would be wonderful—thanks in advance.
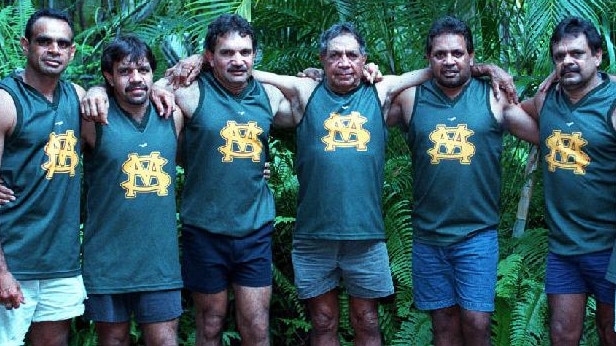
[1,0,616,345]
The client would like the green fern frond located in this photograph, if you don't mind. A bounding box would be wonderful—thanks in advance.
[391,310,433,345]
[509,280,548,346]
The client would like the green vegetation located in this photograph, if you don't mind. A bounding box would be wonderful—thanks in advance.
[2,0,616,344]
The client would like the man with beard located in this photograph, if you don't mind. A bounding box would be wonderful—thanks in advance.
[522,17,616,345]
[0,8,87,346]
[80,35,184,345]
[387,16,538,345]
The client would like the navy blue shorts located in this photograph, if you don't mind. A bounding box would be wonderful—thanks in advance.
[545,250,615,304]
[83,289,182,324]
[181,223,273,293]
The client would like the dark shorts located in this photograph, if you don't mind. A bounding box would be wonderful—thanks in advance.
[545,250,615,304]
[181,223,273,293]
[83,289,182,324]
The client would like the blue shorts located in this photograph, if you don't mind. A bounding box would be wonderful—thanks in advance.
[545,250,615,304]
[182,223,273,293]
[292,239,394,300]
[0,275,86,346]
[412,230,498,312]
[83,289,182,324]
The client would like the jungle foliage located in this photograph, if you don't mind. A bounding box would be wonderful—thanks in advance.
[2,0,616,345]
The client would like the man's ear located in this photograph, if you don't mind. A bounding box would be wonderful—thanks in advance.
[20,37,29,55]
[595,48,603,67]
[204,50,214,68]
[103,71,114,88]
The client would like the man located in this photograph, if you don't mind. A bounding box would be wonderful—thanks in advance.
[523,17,616,345]
[172,14,294,346]
[387,16,538,346]
[232,23,435,345]
[81,35,184,346]
[0,8,87,346]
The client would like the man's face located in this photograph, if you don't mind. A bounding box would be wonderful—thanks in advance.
[552,34,601,91]
[21,17,75,77]
[104,56,153,107]
[206,31,255,93]
[320,34,366,94]
[428,34,474,90]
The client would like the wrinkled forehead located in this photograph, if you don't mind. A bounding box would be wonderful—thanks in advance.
[325,34,362,54]
[215,31,254,51]
[114,56,151,68]
[552,34,590,52]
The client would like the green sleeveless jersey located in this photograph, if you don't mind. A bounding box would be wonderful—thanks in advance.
[408,78,503,246]
[180,72,275,237]
[295,81,387,240]
[82,97,182,293]
[0,72,81,280]
[540,73,616,256]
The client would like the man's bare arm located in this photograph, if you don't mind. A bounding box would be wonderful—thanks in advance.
[0,90,24,310]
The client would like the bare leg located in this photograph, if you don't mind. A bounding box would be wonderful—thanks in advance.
[233,285,271,346]
[29,320,71,346]
[94,322,131,346]
[349,296,381,346]
[548,293,586,346]
[460,309,492,346]
[193,291,228,346]
[595,301,616,346]
[141,318,179,346]
[430,306,463,346]
[308,290,340,346]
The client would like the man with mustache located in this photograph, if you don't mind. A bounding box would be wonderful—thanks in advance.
[387,16,538,345]
[80,35,184,345]
[82,14,292,345]
[522,17,616,345]
[0,8,87,346]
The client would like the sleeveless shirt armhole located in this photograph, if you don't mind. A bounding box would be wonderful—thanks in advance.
[369,84,387,127]
[482,81,500,130]
[193,76,207,122]
[606,97,616,137]
[301,80,324,127]
[0,85,23,144]
[408,86,421,129]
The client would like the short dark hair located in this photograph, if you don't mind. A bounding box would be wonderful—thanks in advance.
[204,14,256,53]
[101,35,156,90]
[549,17,602,60]
[25,8,74,41]
[319,22,367,56]
[426,16,474,55]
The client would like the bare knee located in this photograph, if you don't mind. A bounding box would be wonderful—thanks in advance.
[350,299,380,338]
[29,320,70,346]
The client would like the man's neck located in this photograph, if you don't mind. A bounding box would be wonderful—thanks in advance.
[22,67,60,102]
[562,73,602,104]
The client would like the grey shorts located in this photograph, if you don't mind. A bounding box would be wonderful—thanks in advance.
[84,289,182,324]
[292,238,394,300]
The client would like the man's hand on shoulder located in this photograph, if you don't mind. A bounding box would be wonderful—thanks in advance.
[165,54,203,89]
[80,86,109,125]
[472,64,518,104]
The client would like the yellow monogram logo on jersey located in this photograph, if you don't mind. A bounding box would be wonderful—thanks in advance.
[544,130,590,174]
[41,130,79,179]
[427,124,475,164]
[121,152,171,198]
[218,121,263,162]
[321,111,371,151]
